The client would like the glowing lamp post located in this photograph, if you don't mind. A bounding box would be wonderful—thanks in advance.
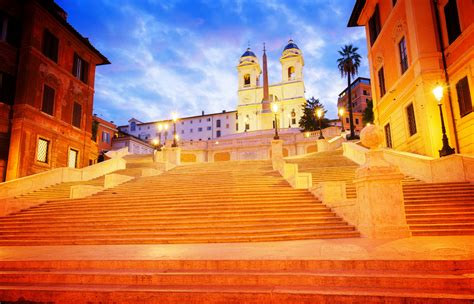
[163,123,169,146]
[152,138,159,150]
[157,124,163,151]
[338,107,345,133]
[316,108,324,139]
[272,102,279,140]
[171,112,178,147]
[433,85,455,157]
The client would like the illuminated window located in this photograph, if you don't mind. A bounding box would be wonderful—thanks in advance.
[444,0,461,44]
[384,123,392,148]
[72,102,82,128]
[68,148,78,168]
[36,138,49,163]
[368,4,381,46]
[399,37,408,74]
[73,53,89,84]
[456,77,472,117]
[288,66,295,80]
[41,85,55,116]
[406,103,417,136]
[42,29,59,62]
[244,74,250,86]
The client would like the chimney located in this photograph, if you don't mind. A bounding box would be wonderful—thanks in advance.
[202,110,205,115]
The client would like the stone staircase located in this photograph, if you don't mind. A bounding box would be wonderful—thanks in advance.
[0,160,359,245]
[0,260,471,303]
[14,176,106,202]
[286,150,474,236]
[404,182,474,236]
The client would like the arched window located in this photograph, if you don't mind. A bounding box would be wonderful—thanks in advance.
[243,74,250,86]
[288,66,295,80]
[130,121,136,132]
[291,109,296,125]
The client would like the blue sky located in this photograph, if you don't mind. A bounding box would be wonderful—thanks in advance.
[56,0,368,125]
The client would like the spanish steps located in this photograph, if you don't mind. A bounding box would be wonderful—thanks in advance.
[0,157,359,245]
[286,150,474,236]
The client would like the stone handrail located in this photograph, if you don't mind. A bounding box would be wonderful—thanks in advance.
[343,142,474,183]
[0,157,127,199]
[104,147,129,159]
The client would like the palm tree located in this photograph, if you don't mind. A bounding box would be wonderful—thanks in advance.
[337,44,362,139]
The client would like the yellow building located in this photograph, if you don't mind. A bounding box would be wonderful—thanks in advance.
[236,40,306,133]
[348,0,473,157]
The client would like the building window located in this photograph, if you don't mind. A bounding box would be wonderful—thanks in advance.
[190,128,193,133]
[236,123,239,131]
[456,77,472,117]
[68,148,78,168]
[130,122,136,132]
[368,4,381,46]
[207,117,211,122]
[378,67,386,98]
[444,0,461,44]
[398,37,408,74]
[226,123,229,129]
[346,117,349,123]
[207,126,211,131]
[72,53,89,84]
[216,119,221,128]
[392,0,397,6]
[72,102,82,128]
[243,74,250,86]
[41,85,55,116]
[198,127,203,132]
[36,138,49,163]
[0,13,21,47]
[288,66,295,80]
[42,29,59,63]
[139,127,141,131]
[384,123,392,148]
[406,103,417,136]
[0,72,16,105]
[216,130,221,137]
[181,130,184,134]
[101,131,110,143]
[190,120,193,124]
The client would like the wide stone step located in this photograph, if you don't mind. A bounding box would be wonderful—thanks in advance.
[405,206,474,213]
[0,225,356,239]
[0,230,361,245]
[0,268,470,290]
[411,229,474,236]
[409,223,474,230]
[17,203,328,216]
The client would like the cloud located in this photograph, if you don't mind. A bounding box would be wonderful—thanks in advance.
[57,0,369,124]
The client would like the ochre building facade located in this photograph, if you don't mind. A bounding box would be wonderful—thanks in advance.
[0,0,109,181]
[349,0,473,156]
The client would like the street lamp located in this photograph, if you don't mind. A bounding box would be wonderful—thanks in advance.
[338,107,345,133]
[316,108,324,139]
[433,84,455,157]
[157,124,163,151]
[152,138,159,150]
[171,112,178,147]
[271,102,279,140]
[163,123,169,146]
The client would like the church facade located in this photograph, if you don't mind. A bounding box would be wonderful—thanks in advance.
[119,40,307,143]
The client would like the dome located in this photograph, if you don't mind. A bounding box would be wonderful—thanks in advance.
[241,48,256,58]
[282,39,300,53]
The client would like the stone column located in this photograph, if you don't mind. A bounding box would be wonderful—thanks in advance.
[316,139,329,152]
[271,139,284,170]
[153,149,164,163]
[353,125,411,239]
[164,147,181,166]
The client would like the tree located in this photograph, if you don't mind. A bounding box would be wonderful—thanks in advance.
[299,97,330,131]
[337,44,361,139]
[363,99,374,125]
[91,119,99,142]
